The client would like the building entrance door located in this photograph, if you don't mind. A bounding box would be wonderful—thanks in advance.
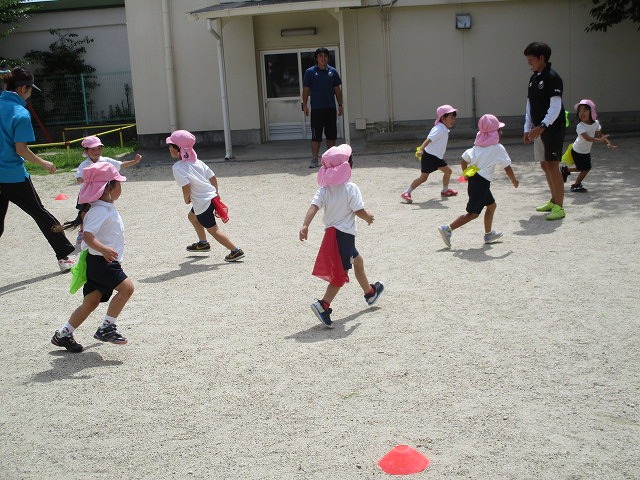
[261,48,343,141]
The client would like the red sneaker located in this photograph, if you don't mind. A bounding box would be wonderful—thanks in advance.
[400,192,413,203]
[440,188,458,197]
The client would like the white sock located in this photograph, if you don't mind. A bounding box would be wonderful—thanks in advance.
[102,315,117,328]
[406,187,414,194]
[58,322,74,337]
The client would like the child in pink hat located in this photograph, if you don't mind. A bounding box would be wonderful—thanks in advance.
[299,144,384,328]
[401,104,459,203]
[438,114,519,248]
[73,135,141,247]
[166,130,244,262]
[561,99,617,192]
[52,162,134,352]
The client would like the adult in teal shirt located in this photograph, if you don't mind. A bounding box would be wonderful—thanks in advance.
[0,67,75,271]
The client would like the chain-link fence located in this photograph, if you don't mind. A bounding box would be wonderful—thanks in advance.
[28,71,135,126]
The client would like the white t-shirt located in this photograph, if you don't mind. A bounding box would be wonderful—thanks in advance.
[82,200,125,261]
[461,143,512,182]
[311,182,364,236]
[424,123,450,159]
[75,157,123,179]
[573,120,601,154]
[172,159,218,215]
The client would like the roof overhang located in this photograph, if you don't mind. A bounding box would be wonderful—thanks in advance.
[189,0,363,20]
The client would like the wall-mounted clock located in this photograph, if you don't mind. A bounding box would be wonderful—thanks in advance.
[456,13,471,29]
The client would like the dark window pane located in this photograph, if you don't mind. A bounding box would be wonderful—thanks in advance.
[264,53,300,99]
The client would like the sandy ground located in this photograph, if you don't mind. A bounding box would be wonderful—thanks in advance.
[1,136,638,479]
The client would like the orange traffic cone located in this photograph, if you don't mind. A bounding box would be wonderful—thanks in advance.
[54,193,69,200]
[378,444,430,475]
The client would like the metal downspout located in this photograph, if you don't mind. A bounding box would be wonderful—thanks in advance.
[337,11,350,145]
[207,19,233,160]
[161,0,178,132]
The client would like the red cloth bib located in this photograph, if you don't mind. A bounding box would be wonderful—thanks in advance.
[212,196,229,223]
[312,227,349,287]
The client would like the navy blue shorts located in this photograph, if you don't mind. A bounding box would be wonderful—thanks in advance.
[540,125,565,162]
[310,108,338,142]
[420,152,447,173]
[571,149,592,171]
[335,229,359,271]
[84,253,128,303]
[193,200,217,229]
[466,174,495,214]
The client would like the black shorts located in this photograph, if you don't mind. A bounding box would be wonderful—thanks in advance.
[193,200,217,229]
[571,150,592,171]
[84,253,128,303]
[310,108,338,142]
[466,174,495,214]
[540,125,566,162]
[335,229,359,271]
[420,152,447,173]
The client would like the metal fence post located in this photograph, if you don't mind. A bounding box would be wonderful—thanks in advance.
[81,73,89,125]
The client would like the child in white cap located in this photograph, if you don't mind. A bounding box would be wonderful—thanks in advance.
[401,104,459,203]
[561,99,617,192]
[299,144,384,328]
[438,114,519,248]
[72,135,141,246]
[52,162,134,352]
[166,130,244,262]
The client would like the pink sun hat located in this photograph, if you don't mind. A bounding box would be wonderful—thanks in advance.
[78,162,126,204]
[574,99,597,121]
[80,136,104,157]
[435,104,458,125]
[166,130,198,163]
[474,114,505,147]
[318,144,352,187]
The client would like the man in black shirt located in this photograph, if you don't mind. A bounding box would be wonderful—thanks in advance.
[523,42,566,221]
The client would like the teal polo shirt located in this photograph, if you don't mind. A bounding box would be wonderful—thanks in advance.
[0,90,34,182]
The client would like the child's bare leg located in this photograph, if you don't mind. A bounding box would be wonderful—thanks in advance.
[207,224,237,251]
[105,278,135,319]
[483,203,497,233]
[188,210,207,241]
[449,212,479,230]
[322,283,341,305]
[68,290,103,329]
[409,172,429,191]
[352,255,372,293]
[439,165,453,190]
[574,170,590,185]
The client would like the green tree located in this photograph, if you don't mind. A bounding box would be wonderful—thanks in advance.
[586,0,640,32]
[0,0,37,38]
[23,29,97,124]
[0,0,39,67]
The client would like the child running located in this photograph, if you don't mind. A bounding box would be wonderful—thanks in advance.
[299,144,384,328]
[561,99,617,193]
[51,162,134,352]
[166,130,244,262]
[438,114,519,248]
[401,104,458,203]
[72,136,141,246]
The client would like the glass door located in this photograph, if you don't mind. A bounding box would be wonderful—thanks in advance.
[261,48,342,141]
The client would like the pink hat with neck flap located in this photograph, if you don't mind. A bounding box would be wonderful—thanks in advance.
[474,114,505,147]
[166,130,198,163]
[318,144,352,187]
[78,162,126,204]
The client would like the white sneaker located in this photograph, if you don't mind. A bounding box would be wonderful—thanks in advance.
[438,225,452,248]
[58,257,75,272]
[484,230,503,244]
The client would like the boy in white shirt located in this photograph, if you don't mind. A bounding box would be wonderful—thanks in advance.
[52,162,134,352]
[299,144,384,328]
[438,114,519,248]
[167,130,244,262]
